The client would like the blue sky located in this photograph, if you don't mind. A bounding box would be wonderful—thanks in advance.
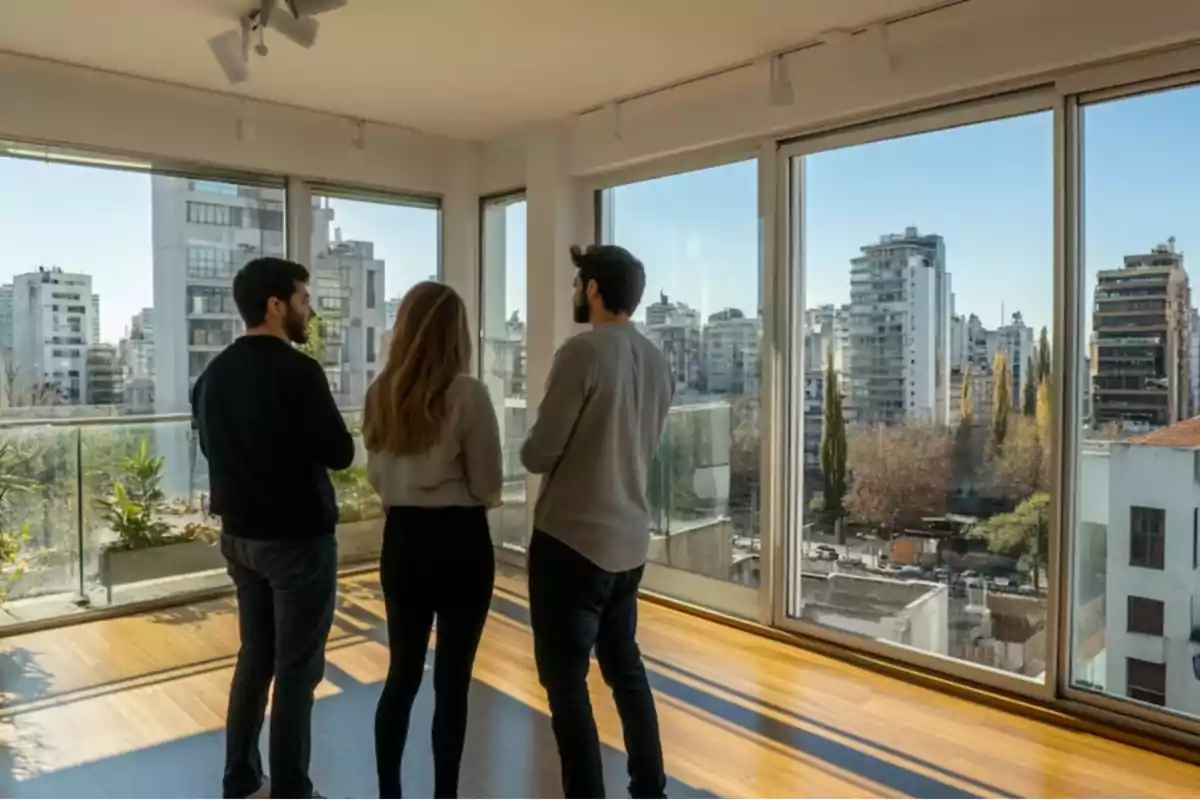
[2,83,1198,345]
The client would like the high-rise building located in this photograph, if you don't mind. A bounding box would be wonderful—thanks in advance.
[151,183,386,410]
[1092,241,1191,429]
[308,205,387,404]
[988,311,1035,412]
[0,284,13,351]
[120,307,155,411]
[702,308,760,395]
[385,297,402,330]
[151,177,285,413]
[11,267,94,404]
[85,343,122,405]
[643,292,701,395]
[1190,308,1199,417]
[90,294,101,344]
[846,227,951,426]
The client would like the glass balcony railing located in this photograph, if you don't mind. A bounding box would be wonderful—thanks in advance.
[0,409,380,632]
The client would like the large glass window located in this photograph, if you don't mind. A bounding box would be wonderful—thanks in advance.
[480,193,528,551]
[307,191,440,408]
[1070,81,1200,722]
[786,110,1054,680]
[599,161,762,613]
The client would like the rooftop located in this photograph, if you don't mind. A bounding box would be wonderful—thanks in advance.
[1127,415,1200,447]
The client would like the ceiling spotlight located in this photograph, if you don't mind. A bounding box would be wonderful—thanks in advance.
[768,54,794,107]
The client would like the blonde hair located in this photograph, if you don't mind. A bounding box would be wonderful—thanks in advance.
[363,281,471,455]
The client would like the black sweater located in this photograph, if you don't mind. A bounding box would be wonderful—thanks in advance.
[192,335,355,540]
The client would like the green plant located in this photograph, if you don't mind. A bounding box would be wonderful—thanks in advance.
[0,523,31,602]
[332,464,382,522]
[96,438,172,551]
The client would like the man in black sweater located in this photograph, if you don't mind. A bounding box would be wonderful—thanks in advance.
[193,257,354,799]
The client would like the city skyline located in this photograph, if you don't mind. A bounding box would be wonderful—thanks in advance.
[1,84,1198,363]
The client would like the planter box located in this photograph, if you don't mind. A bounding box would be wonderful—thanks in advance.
[101,538,225,589]
[95,517,386,600]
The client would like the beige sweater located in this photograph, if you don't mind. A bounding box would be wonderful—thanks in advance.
[366,374,504,509]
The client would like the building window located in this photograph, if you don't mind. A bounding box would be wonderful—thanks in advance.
[1127,596,1164,636]
[1130,506,1166,570]
[1126,658,1166,706]
[367,270,377,309]
[366,326,376,363]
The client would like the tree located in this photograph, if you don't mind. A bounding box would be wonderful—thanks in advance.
[845,421,952,538]
[972,491,1050,593]
[954,365,975,479]
[819,351,847,519]
[1037,326,1051,386]
[1036,378,1052,448]
[296,316,327,362]
[987,415,1046,503]
[1022,356,1037,417]
[991,351,1012,450]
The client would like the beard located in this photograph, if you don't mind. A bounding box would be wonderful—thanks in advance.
[572,294,590,325]
[285,307,309,344]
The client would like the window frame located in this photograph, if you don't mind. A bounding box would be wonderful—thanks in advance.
[586,150,769,623]
[773,87,1061,702]
[1127,595,1166,637]
[1129,506,1167,570]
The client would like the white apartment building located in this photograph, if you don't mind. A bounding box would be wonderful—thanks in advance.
[1076,419,1200,715]
[152,180,383,411]
[151,177,286,414]
[0,284,13,351]
[11,267,94,404]
[90,294,101,344]
[847,228,951,426]
[643,293,702,395]
[702,308,760,395]
[988,311,1036,411]
[309,203,387,404]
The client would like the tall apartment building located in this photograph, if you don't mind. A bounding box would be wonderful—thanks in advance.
[1092,241,1191,429]
[120,307,155,413]
[90,294,101,344]
[644,292,702,395]
[1190,308,1200,417]
[151,177,286,413]
[846,227,951,426]
[989,311,1036,412]
[151,180,384,411]
[86,343,122,405]
[702,308,760,395]
[308,205,387,405]
[804,304,850,377]
[11,267,94,404]
[0,284,13,351]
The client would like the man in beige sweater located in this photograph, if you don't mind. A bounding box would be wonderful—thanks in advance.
[521,244,673,799]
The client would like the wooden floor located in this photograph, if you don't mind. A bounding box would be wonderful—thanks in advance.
[2,568,1199,799]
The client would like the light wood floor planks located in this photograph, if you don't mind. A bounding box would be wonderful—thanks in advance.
[0,568,1197,798]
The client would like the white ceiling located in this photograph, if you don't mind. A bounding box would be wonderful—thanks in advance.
[0,0,940,139]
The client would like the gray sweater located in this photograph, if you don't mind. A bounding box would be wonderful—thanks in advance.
[521,322,673,572]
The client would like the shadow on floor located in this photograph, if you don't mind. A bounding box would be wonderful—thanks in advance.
[9,661,712,799]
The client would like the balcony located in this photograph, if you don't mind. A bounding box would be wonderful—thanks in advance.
[0,410,374,630]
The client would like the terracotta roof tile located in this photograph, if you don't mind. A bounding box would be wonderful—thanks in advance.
[1128,415,1200,447]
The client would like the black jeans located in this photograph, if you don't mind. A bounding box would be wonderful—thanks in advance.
[528,530,666,799]
[374,506,495,799]
[221,533,338,800]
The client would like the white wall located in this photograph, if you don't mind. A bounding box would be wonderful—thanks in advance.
[0,52,464,195]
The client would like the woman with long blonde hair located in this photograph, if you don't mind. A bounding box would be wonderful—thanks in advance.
[364,281,502,799]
